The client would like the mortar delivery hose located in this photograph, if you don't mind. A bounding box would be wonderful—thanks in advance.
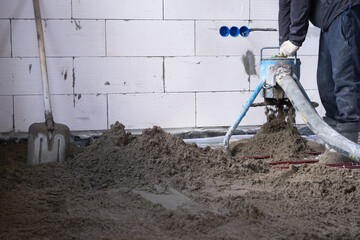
[275,68,360,163]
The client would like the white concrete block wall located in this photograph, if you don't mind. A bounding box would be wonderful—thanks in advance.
[0,0,321,133]
[196,21,279,56]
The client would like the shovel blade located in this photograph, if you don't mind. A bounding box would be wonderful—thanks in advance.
[27,123,70,165]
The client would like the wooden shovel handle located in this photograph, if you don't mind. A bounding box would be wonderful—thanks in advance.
[33,0,54,130]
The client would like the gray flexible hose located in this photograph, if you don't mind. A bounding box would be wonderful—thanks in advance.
[276,68,360,163]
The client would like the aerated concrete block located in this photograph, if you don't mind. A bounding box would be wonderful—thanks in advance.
[14,94,107,132]
[196,91,266,127]
[164,0,249,20]
[165,56,250,92]
[250,0,279,20]
[74,57,163,94]
[108,93,196,129]
[0,96,13,132]
[0,58,73,95]
[12,20,105,57]
[72,0,162,19]
[0,20,11,57]
[106,20,195,56]
[0,0,71,19]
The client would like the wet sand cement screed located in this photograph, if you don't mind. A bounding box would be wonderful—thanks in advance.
[1,119,360,239]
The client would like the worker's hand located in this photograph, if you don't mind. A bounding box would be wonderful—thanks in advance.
[279,40,300,57]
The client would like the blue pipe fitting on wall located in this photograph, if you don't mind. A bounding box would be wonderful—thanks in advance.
[219,25,277,37]
[229,26,239,37]
[239,26,250,37]
[219,26,230,37]
[219,25,250,37]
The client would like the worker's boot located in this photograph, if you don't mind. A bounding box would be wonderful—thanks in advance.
[319,132,359,164]
[323,117,338,129]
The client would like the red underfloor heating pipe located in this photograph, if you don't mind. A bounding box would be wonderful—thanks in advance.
[246,152,360,170]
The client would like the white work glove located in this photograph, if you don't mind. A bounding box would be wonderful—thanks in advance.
[280,40,300,57]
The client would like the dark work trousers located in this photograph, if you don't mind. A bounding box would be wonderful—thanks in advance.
[317,5,360,131]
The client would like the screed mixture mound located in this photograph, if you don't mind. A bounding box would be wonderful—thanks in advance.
[65,122,269,191]
[230,116,312,161]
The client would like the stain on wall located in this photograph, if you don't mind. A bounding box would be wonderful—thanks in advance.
[242,50,257,87]
[74,20,82,30]
[242,50,257,76]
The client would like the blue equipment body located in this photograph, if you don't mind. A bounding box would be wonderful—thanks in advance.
[223,47,299,155]
[260,47,300,99]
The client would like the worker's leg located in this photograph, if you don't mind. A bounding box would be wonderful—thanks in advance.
[319,6,360,164]
[328,5,360,126]
[316,31,337,121]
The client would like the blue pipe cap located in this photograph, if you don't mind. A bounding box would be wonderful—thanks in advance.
[219,26,230,37]
[229,26,239,37]
[239,26,250,37]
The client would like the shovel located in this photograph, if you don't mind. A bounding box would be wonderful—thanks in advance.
[27,0,70,165]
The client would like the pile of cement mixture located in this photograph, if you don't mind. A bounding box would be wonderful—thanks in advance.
[230,116,312,161]
[230,100,316,161]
